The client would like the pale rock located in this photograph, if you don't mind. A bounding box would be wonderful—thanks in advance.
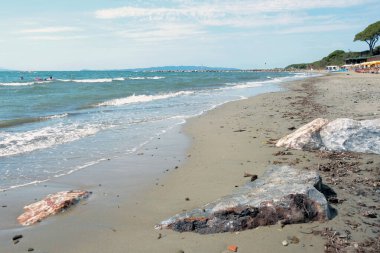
[17,190,91,226]
[320,118,380,154]
[275,118,329,150]
[276,118,380,154]
[282,240,289,246]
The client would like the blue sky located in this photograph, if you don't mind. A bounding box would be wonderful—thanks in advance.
[0,0,379,70]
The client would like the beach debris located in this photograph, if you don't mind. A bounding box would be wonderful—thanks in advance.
[243,172,258,182]
[282,240,289,246]
[288,235,300,244]
[12,234,23,244]
[17,190,91,226]
[276,118,380,154]
[361,210,377,218]
[227,245,238,252]
[156,166,331,234]
[233,129,246,133]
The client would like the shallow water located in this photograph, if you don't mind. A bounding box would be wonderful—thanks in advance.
[0,70,313,190]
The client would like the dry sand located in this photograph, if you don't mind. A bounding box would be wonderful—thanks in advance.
[1,72,379,252]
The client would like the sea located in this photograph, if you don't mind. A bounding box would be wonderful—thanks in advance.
[0,70,313,191]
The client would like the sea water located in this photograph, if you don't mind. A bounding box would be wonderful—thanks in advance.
[0,70,312,191]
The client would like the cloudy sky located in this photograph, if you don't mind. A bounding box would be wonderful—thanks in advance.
[0,0,379,70]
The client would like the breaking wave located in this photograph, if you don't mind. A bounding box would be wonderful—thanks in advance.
[96,91,194,107]
[0,123,105,157]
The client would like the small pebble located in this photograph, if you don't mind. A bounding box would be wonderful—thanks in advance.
[185,197,190,201]
[176,250,185,253]
[282,240,289,246]
[28,248,34,252]
[12,235,23,241]
[227,244,238,252]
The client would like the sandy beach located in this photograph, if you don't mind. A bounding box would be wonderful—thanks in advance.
[1,72,379,252]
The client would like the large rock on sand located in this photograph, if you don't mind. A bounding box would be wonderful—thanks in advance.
[156,166,331,234]
[276,118,380,154]
[17,190,91,226]
[276,118,329,150]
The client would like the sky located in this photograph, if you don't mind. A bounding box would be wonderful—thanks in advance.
[0,0,379,70]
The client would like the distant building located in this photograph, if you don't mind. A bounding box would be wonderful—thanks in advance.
[345,56,368,64]
[367,55,380,62]
[345,54,380,64]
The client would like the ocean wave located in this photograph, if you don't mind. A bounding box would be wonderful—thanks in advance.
[221,81,265,90]
[96,91,194,107]
[0,123,104,157]
[128,76,165,80]
[148,76,165,80]
[71,78,114,83]
[41,113,69,120]
[0,82,35,86]
[0,113,69,129]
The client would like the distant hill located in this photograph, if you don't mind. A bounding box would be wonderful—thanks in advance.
[286,46,380,70]
[121,66,240,72]
[0,67,13,71]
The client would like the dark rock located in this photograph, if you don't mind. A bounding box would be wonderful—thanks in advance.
[12,235,23,241]
[156,166,331,234]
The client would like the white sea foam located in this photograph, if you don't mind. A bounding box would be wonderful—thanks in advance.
[0,123,105,157]
[42,113,68,120]
[58,77,127,82]
[72,78,113,83]
[221,81,265,90]
[128,77,145,80]
[97,91,194,107]
[128,76,165,80]
[147,76,165,80]
[0,82,35,86]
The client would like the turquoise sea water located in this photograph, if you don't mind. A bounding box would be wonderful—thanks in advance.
[0,70,311,190]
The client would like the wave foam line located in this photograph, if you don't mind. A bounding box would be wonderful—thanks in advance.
[0,82,35,86]
[0,179,50,192]
[0,123,104,157]
[97,91,194,107]
[0,113,69,129]
[128,76,165,80]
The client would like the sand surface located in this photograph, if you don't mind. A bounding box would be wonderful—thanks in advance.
[1,72,379,252]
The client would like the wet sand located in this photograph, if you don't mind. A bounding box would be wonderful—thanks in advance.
[1,72,379,252]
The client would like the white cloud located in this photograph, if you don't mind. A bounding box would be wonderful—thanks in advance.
[93,0,372,34]
[277,24,354,34]
[18,26,82,34]
[95,0,368,21]
[116,23,205,42]
[26,35,87,41]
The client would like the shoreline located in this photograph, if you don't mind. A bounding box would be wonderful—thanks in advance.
[1,72,379,252]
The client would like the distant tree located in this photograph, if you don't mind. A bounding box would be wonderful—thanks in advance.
[354,21,380,55]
